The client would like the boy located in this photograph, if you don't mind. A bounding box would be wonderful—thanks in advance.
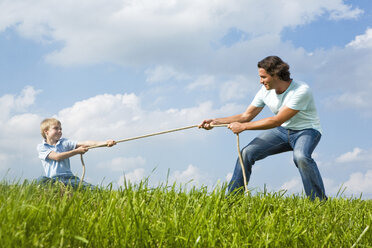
[37,118,116,188]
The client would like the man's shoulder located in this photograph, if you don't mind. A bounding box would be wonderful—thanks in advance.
[291,80,311,94]
[293,80,310,89]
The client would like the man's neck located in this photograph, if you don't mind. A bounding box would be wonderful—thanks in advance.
[275,79,292,94]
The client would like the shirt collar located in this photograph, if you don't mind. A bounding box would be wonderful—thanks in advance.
[42,138,63,147]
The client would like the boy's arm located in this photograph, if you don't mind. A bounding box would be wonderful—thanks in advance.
[47,146,88,161]
[76,140,116,148]
[47,140,116,161]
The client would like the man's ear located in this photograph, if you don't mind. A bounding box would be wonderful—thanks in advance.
[272,74,280,80]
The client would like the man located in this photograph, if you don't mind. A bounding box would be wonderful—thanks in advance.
[199,56,327,200]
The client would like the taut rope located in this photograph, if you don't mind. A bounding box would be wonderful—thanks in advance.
[79,124,248,192]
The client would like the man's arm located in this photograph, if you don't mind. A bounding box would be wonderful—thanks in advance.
[199,105,263,129]
[228,106,299,134]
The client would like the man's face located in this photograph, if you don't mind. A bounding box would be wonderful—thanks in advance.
[46,124,62,141]
[258,68,276,90]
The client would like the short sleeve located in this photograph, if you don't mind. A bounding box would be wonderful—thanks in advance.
[60,138,77,151]
[285,85,311,110]
[37,144,52,161]
[251,87,266,107]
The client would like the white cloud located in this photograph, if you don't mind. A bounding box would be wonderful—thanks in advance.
[335,147,372,164]
[225,172,232,182]
[118,168,146,185]
[0,153,11,171]
[219,75,255,102]
[169,164,210,187]
[0,86,244,182]
[0,0,362,67]
[336,147,363,163]
[145,65,189,83]
[0,86,42,139]
[0,87,44,177]
[325,93,367,109]
[346,28,372,49]
[309,28,372,115]
[280,178,302,193]
[344,170,372,196]
[57,93,142,139]
[14,86,42,111]
[56,91,243,141]
[280,175,372,199]
[186,75,215,91]
[327,2,363,20]
[2,1,369,119]
[0,95,14,121]
[0,86,41,120]
[99,156,146,171]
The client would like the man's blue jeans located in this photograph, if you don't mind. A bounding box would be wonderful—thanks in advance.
[228,127,327,200]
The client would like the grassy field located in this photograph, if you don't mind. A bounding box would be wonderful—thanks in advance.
[0,180,371,247]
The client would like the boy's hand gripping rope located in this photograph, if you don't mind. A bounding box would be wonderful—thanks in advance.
[79,124,248,192]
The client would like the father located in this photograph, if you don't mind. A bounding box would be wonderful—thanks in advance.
[199,56,327,200]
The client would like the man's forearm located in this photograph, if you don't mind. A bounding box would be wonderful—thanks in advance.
[214,114,251,124]
[242,117,282,130]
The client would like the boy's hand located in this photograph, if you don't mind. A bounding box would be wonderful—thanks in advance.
[76,146,89,154]
[106,140,117,147]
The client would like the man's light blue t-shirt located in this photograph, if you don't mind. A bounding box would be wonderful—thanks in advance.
[251,80,322,133]
[37,138,77,178]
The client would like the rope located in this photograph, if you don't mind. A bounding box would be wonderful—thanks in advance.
[87,124,198,150]
[236,133,248,192]
[79,124,248,192]
[79,124,197,188]
[79,155,86,188]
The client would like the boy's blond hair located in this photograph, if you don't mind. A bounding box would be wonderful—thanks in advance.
[40,118,61,140]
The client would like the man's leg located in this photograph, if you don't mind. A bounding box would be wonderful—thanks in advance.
[291,129,327,200]
[228,127,291,193]
[36,176,56,185]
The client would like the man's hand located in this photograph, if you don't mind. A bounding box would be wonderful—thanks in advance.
[198,119,215,130]
[106,140,117,147]
[228,122,245,134]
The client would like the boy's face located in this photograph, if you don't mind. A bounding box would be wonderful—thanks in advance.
[45,124,62,142]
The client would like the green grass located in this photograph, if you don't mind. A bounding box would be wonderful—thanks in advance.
[0,180,371,247]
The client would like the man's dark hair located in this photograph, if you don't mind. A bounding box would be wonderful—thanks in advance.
[257,56,291,81]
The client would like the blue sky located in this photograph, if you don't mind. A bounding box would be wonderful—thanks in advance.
[1,0,372,199]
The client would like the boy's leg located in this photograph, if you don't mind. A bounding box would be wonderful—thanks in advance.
[54,175,95,189]
[76,178,96,190]
[228,127,292,193]
[291,129,327,200]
